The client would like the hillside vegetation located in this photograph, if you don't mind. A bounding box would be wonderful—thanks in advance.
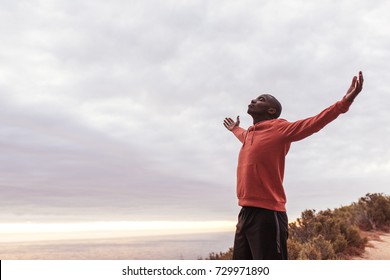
[206,193,390,260]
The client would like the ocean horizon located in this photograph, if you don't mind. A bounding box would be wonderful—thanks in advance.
[0,231,235,260]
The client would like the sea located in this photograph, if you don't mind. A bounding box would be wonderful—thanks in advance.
[0,231,234,260]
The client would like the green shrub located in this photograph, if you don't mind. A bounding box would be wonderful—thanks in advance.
[287,239,303,260]
[312,235,335,260]
[353,193,390,231]
[299,243,321,260]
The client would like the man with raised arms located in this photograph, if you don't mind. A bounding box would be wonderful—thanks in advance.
[223,71,364,259]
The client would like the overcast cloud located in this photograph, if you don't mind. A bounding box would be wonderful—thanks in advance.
[1,0,389,223]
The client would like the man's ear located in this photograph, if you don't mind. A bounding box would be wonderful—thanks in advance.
[268,108,277,116]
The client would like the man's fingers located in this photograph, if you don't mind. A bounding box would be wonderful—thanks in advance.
[347,76,359,95]
[223,118,233,126]
[351,76,357,88]
[224,118,233,124]
[354,71,363,93]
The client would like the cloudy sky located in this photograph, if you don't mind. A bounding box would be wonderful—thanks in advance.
[1,0,389,229]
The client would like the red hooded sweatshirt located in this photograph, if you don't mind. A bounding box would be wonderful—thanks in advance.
[231,97,352,212]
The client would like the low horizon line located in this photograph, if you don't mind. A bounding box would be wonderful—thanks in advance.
[0,220,236,243]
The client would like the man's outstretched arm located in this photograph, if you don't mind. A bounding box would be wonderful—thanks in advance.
[345,71,364,102]
[279,71,365,142]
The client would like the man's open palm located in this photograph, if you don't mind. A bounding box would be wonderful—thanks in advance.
[224,116,240,131]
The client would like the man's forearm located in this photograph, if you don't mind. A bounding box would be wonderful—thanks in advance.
[231,126,247,144]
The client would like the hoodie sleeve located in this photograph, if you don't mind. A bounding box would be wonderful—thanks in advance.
[278,97,352,142]
[231,126,247,144]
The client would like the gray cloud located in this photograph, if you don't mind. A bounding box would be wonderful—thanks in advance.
[1,0,389,223]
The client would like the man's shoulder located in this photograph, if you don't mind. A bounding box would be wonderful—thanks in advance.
[272,118,289,124]
[269,118,292,131]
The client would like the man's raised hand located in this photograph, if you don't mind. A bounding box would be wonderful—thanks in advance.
[224,116,240,131]
[345,71,364,102]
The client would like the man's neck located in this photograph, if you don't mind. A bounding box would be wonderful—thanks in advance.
[252,115,273,125]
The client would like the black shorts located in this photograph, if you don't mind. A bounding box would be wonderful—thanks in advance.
[233,206,288,260]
